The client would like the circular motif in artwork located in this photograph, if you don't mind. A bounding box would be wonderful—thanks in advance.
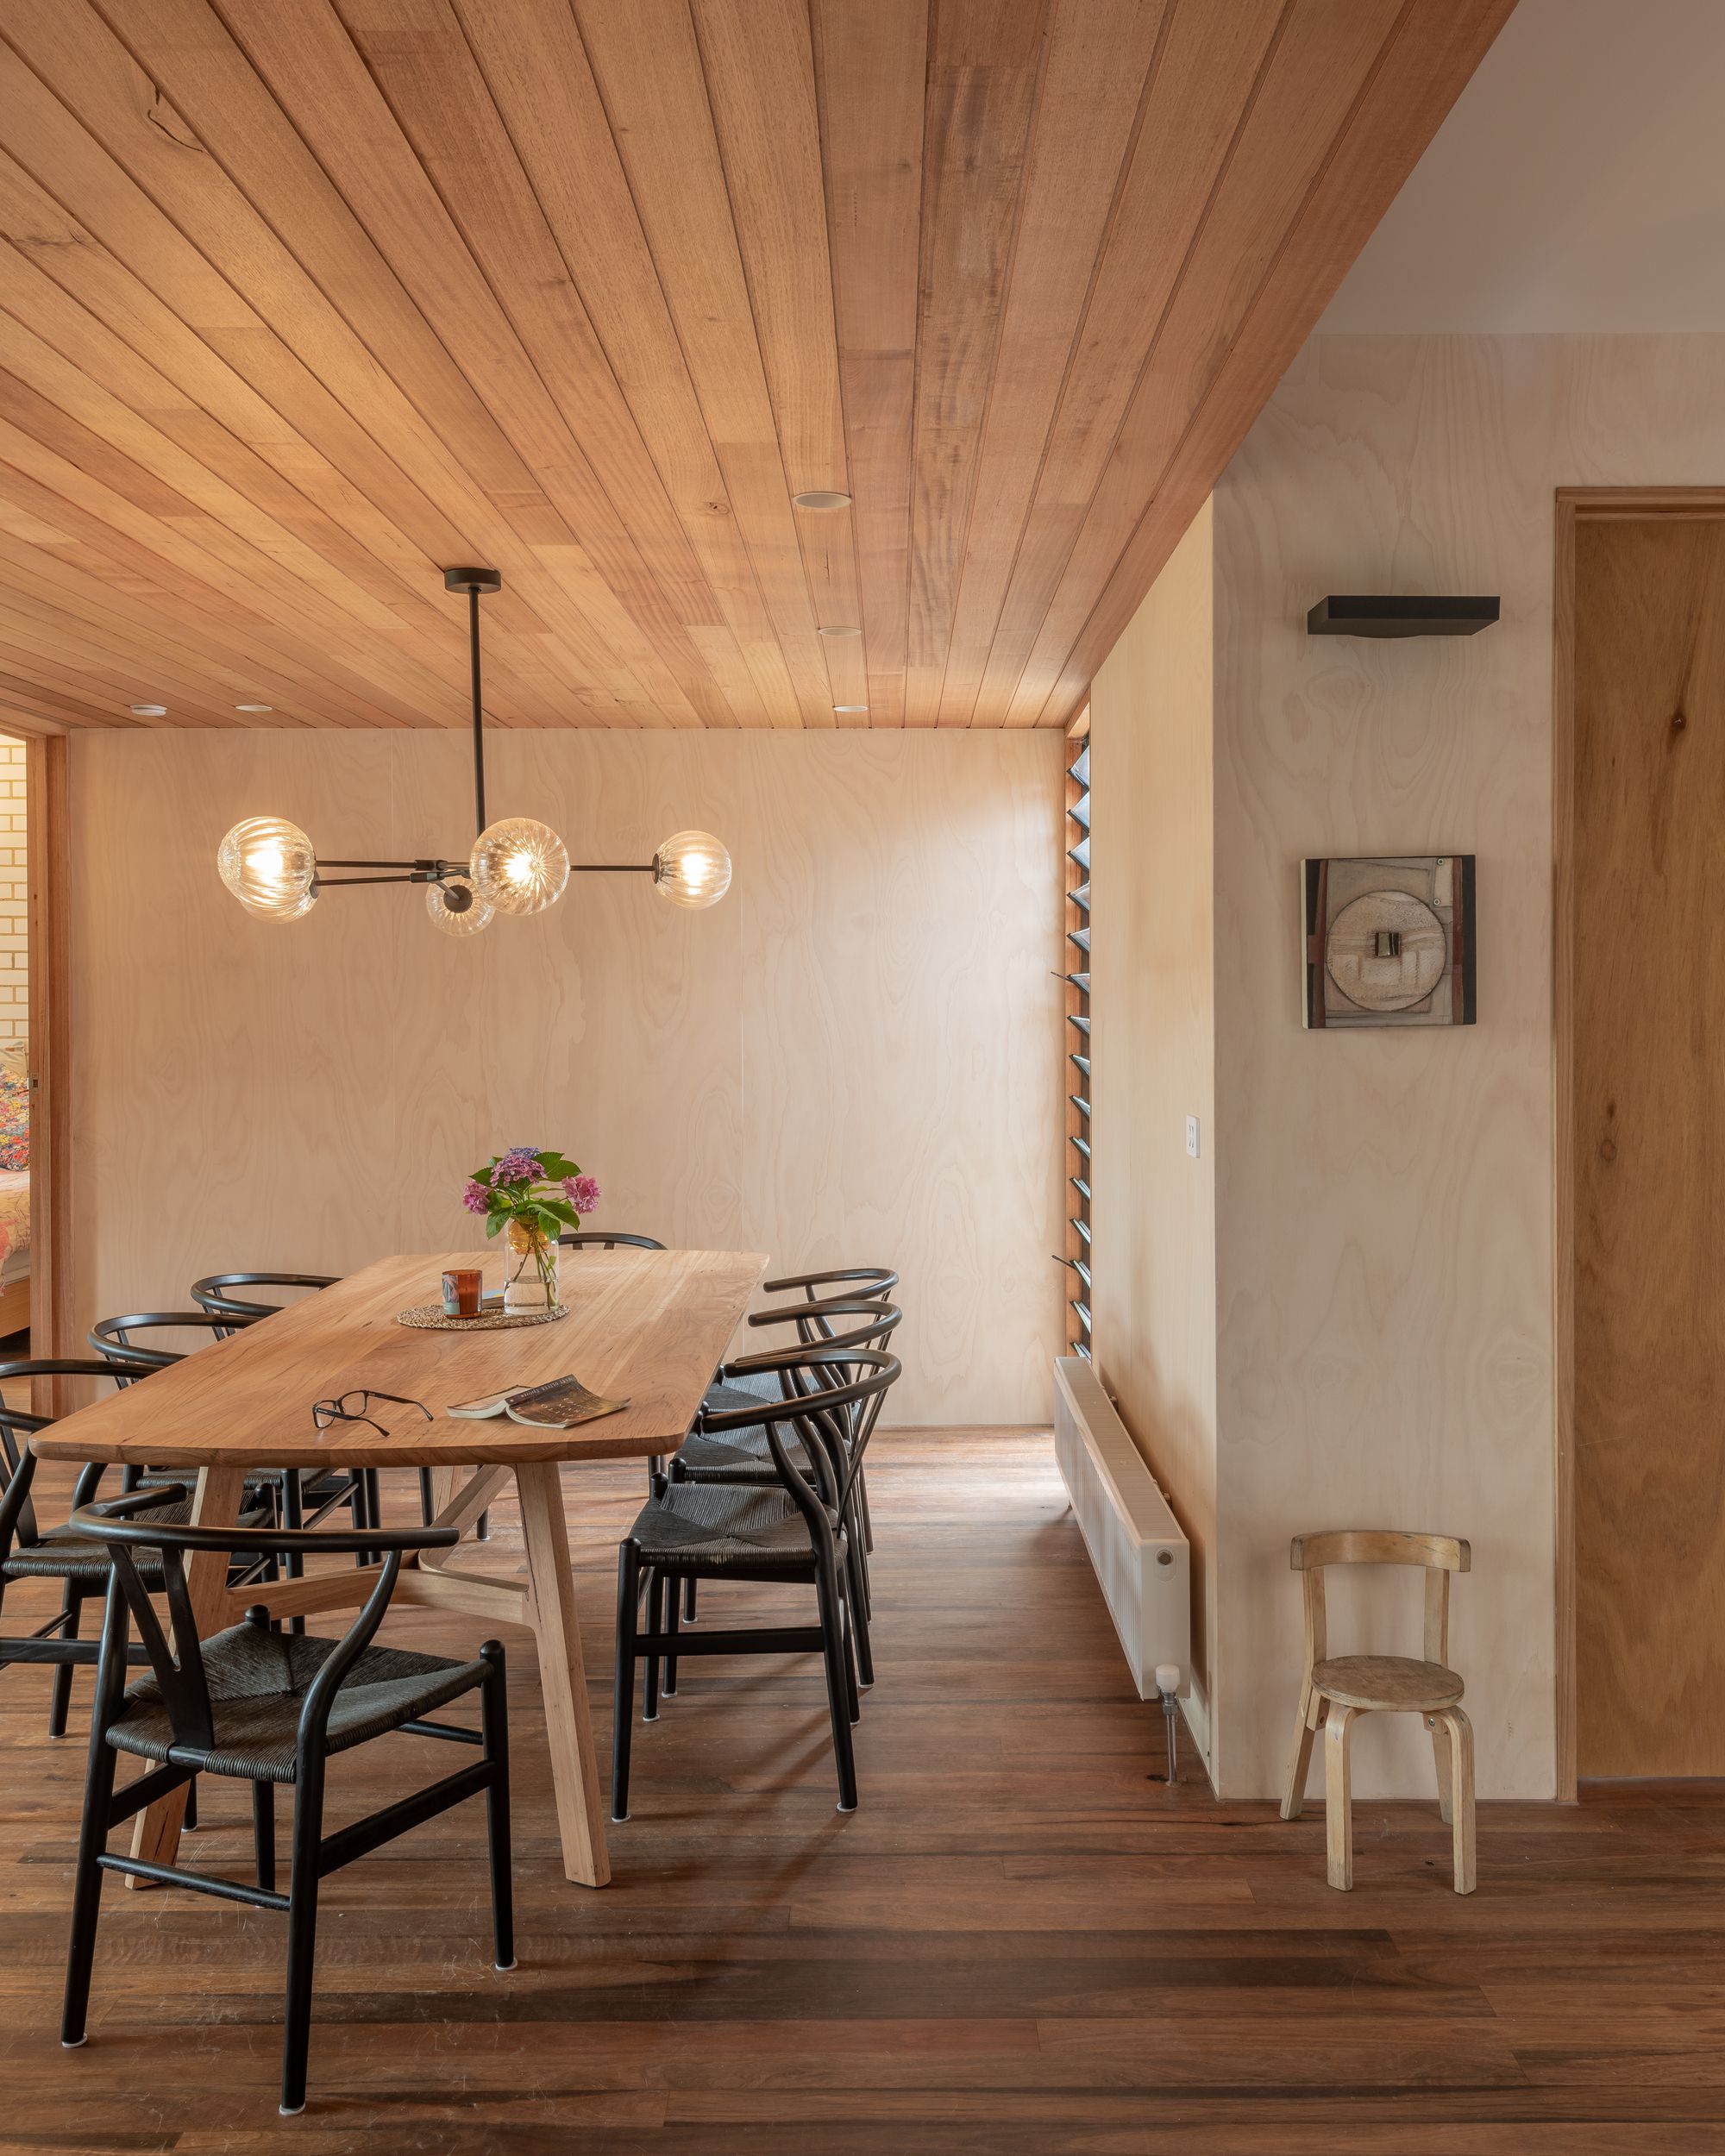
[1326,888,1448,1012]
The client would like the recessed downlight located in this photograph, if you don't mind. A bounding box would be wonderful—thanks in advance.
[794,489,851,510]
[129,702,167,716]
[833,704,869,714]
[816,624,862,637]
[235,702,274,712]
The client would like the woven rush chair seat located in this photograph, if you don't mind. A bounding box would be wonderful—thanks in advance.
[628,1482,841,1570]
[681,1377,808,1481]
[108,1622,491,1784]
[9,1497,273,1583]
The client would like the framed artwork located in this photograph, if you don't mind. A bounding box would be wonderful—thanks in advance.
[1302,855,1476,1030]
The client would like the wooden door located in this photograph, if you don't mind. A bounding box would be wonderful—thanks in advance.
[1574,516,1725,1776]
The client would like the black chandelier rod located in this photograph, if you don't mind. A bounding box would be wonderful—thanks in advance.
[467,579,486,839]
[318,569,661,889]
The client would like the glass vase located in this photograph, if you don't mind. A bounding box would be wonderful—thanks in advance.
[503,1218,561,1313]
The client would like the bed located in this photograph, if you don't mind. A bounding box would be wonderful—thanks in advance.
[0,1043,30,1339]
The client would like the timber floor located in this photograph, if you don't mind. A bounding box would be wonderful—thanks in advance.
[0,1429,1722,2152]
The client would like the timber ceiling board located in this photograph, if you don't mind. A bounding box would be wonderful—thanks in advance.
[0,0,1515,736]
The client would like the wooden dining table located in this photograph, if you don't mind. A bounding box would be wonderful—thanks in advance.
[32,1245,768,1890]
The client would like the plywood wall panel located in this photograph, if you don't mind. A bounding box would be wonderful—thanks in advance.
[70,730,1062,1425]
[1088,501,1219,1774]
[1208,333,1725,1800]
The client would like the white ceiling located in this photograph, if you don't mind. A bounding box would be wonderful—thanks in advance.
[1320,0,1725,333]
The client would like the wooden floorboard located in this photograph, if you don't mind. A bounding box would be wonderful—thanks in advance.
[0,1429,1721,2149]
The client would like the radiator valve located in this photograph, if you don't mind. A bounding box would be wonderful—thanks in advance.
[1155,1664,1181,1784]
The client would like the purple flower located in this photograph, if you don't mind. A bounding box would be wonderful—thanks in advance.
[461,1178,490,1216]
[493,1147,544,1187]
[565,1174,600,1216]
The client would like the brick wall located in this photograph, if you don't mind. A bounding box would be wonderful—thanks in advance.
[0,737,26,1043]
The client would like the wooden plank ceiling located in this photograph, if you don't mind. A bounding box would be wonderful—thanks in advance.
[0,0,1515,735]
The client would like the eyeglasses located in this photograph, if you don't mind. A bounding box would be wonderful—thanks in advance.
[310,1388,432,1438]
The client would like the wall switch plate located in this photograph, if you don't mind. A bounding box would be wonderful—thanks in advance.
[1185,1114,1201,1159]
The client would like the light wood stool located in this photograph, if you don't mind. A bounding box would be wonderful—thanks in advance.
[1278,1529,1475,1894]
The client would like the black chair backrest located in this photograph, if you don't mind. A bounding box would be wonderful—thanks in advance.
[763,1266,899,1303]
[702,1344,900,1527]
[190,1273,337,1333]
[70,1489,461,1762]
[88,1312,235,1378]
[0,1357,160,1558]
[558,1232,665,1251]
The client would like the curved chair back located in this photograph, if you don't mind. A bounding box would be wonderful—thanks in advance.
[190,1273,337,1338]
[558,1232,665,1251]
[88,1312,234,1380]
[1289,1528,1471,1677]
[71,1487,459,1764]
[701,1344,900,1532]
[0,1357,158,1558]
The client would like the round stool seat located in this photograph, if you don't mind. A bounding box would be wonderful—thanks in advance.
[1312,1654,1464,1714]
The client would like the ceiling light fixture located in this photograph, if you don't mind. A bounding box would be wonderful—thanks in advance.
[816,624,862,637]
[217,568,731,935]
[793,490,851,509]
[235,701,273,712]
[129,702,167,716]
[833,704,869,714]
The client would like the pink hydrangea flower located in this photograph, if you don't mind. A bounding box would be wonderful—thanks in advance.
[493,1147,544,1187]
[461,1178,490,1215]
[564,1174,600,1216]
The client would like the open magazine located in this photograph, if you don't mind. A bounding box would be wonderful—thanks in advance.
[447,1374,629,1430]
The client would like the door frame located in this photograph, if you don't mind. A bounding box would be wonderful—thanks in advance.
[25,734,72,1408]
[1552,486,1725,1799]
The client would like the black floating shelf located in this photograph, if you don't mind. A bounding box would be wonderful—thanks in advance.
[1307,594,1499,638]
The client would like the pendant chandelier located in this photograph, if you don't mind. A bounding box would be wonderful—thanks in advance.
[216,567,731,936]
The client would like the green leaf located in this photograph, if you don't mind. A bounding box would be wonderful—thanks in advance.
[536,1150,580,1181]
[484,1215,502,1238]
[538,1197,580,1230]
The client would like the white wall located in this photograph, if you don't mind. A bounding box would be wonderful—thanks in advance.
[70,729,1065,1426]
[1088,501,1219,1775]
[1096,333,1725,1796]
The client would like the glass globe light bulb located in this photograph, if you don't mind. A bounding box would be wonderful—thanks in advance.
[216,816,317,921]
[427,871,493,938]
[470,816,568,917]
[653,830,731,910]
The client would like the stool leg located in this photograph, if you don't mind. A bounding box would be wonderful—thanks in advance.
[1324,1704,1358,1890]
[1439,1706,1476,1895]
[1429,1711,1455,1826]
[1280,1681,1320,1821]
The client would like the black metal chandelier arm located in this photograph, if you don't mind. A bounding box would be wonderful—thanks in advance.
[568,863,659,875]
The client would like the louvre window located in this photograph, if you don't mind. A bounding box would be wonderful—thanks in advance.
[1063,734,1091,1357]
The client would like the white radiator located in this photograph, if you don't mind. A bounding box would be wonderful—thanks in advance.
[1053,1357,1191,1702]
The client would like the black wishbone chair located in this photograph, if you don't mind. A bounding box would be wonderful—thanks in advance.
[671,1299,901,1677]
[710,1266,899,1546]
[557,1232,666,1251]
[187,1276,490,1548]
[0,1358,274,1739]
[89,1311,376,1620]
[189,1272,339,1339]
[60,1489,513,2118]
[612,1344,900,1820]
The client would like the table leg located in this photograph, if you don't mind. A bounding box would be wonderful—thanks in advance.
[515,1461,612,1889]
[127,1464,248,1884]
